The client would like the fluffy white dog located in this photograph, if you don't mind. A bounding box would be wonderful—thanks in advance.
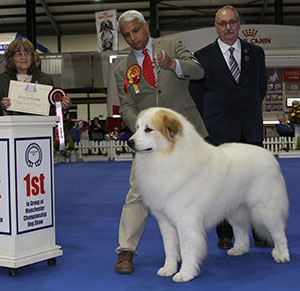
[127,107,290,283]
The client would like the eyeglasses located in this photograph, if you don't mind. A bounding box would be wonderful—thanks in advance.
[216,19,238,28]
[14,51,32,58]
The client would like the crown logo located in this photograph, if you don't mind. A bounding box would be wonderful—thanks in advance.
[242,29,258,37]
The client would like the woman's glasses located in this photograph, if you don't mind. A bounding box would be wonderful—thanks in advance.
[14,51,32,58]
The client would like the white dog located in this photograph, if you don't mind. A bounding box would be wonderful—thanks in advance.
[127,107,290,283]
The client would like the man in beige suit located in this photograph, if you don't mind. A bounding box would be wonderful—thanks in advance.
[114,10,208,274]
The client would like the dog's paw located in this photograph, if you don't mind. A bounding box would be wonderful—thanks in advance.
[227,245,249,256]
[172,271,195,283]
[157,266,177,277]
[272,249,290,263]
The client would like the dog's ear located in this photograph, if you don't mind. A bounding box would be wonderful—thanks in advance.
[100,21,105,32]
[160,111,183,141]
[107,20,113,30]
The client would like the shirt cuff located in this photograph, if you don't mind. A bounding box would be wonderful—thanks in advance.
[174,59,182,76]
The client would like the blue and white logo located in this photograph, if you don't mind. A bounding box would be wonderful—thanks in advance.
[25,84,37,93]
[25,143,43,167]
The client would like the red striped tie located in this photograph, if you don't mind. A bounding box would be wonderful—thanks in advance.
[142,49,156,87]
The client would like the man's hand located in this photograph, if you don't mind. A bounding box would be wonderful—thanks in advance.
[154,51,176,71]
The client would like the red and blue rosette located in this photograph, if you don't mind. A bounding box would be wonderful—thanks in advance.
[49,87,67,151]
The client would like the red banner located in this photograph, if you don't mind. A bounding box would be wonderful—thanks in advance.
[284,68,300,82]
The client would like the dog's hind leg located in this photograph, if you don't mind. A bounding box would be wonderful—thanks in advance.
[227,206,250,256]
[251,200,290,263]
[270,231,290,263]
[155,214,181,277]
[172,222,207,282]
[252,213,290,263]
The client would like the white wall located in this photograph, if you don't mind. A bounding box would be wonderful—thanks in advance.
[77,104,108,122]
[37,31,174,53]
[38,34,98,53]
[37,33,132,53]
[37,34,117,121]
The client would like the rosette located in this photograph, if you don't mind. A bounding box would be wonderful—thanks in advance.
[49,87,67,151]
[124,64,141,95]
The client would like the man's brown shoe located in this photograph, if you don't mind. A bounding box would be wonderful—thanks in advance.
[115,251,134,274]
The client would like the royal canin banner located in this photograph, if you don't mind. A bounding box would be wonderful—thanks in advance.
[167,25,300,52]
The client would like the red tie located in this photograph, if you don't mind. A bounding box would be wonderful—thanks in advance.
[142,49,156,87]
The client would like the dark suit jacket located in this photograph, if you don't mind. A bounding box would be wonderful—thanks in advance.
[189,38,267,146]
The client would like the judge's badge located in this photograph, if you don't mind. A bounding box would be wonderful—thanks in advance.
[124,64,141,95]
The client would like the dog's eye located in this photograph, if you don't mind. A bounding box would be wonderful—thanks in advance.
[145,127,153,133]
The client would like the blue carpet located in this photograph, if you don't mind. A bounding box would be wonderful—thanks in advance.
[0,159,299,291]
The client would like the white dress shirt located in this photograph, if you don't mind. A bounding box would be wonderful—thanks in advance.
[217,38,241,72]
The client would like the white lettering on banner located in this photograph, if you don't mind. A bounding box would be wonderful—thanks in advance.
[15,137,53,234]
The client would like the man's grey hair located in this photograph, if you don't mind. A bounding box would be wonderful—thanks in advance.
[215,5,240,23]
[117,10,146,31]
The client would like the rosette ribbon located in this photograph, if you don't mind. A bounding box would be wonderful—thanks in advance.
[124,64,141,95]
[49,88,66,151]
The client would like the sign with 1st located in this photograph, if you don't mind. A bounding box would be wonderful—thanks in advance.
[15,137,53,234]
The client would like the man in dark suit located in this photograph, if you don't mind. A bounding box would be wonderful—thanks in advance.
[189,5,268,250]
[114,10,208,274]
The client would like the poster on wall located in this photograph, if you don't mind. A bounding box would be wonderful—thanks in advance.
[0,139,11,235]
[15,137,53,234]
[284,68,300,83]
[265,68,283,112]
[95,9,118,52]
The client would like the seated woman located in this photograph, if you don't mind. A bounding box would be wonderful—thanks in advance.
[89,117,105,141]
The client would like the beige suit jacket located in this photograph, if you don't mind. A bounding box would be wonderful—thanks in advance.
[114,37,208,137]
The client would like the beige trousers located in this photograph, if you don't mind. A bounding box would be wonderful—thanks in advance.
[116,160,148,254]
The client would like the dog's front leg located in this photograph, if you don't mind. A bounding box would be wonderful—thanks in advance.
[173,223,207,282]
[154,213,180,277]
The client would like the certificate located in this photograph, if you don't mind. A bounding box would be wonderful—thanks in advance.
[8,80,53,116]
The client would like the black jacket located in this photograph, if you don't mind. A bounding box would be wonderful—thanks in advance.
[189,38,267,146]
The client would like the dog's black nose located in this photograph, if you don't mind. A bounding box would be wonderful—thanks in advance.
[127,139,135,149]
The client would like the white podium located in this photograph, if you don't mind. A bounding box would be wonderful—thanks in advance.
[0,116,63,276]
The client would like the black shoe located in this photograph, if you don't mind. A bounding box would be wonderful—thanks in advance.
[217,238,233,249]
